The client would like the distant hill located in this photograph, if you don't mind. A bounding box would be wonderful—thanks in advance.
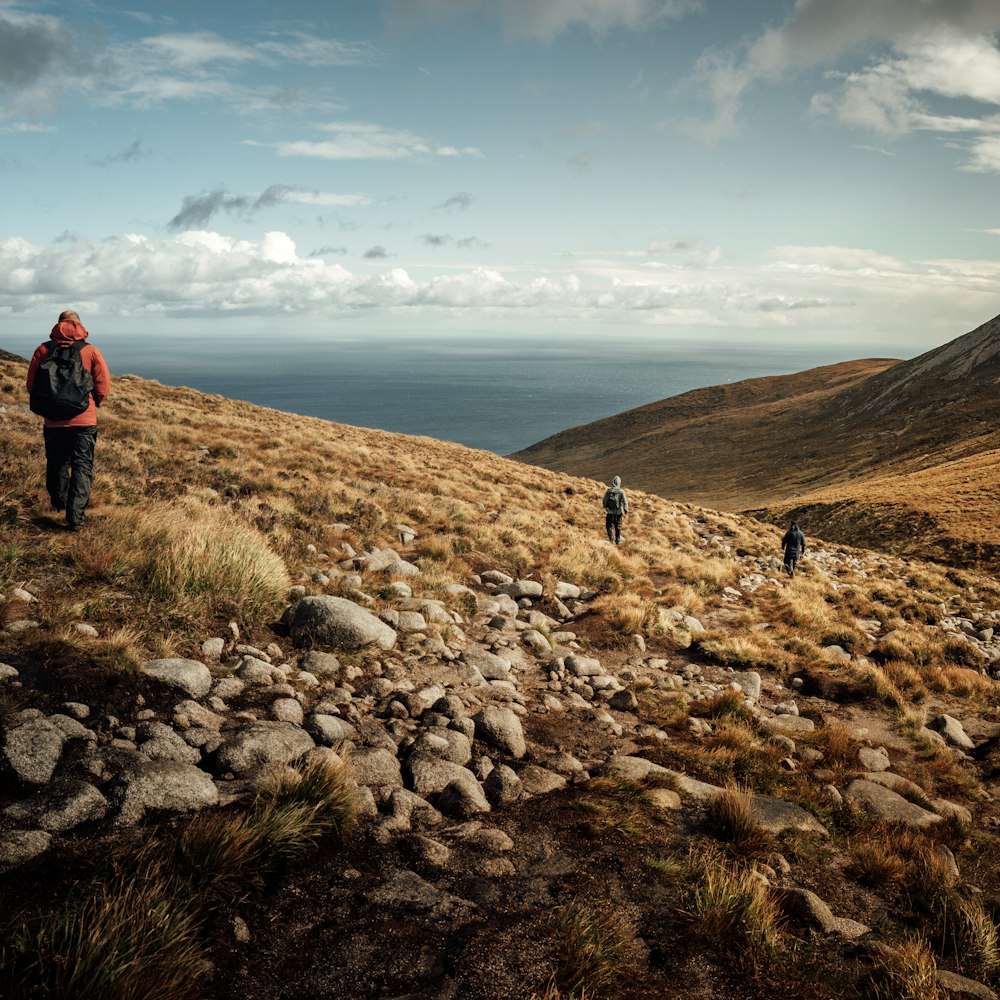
[514,313,1000,569]
[0,347,27,363]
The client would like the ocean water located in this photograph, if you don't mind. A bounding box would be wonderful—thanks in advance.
[5,331,888,454]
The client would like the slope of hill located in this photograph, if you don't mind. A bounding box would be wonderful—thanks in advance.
[515,313,1000,570]
[4,354,1000,999]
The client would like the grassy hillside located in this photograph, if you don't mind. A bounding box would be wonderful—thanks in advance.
[515,314,1000,572]
[4,354,1000,999]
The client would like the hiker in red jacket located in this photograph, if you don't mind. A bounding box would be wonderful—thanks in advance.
[25,311,111,531]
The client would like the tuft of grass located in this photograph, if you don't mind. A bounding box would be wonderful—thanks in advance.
[1,877,206,1000]
[578,777,673,841]
[865,936,939,1000]
[691,688,756,725]
[1,755,356,998]
[682,848,784,972]
[703,784,765,849]
[936,895,1000,982]
[110,498,291,619]
[550,900,635,999]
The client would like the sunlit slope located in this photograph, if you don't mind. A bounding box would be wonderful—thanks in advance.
[515,313,1000,570]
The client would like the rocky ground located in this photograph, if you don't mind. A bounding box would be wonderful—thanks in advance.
[5,509,1000,999]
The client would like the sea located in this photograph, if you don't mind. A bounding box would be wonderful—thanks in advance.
[3,331,901,455]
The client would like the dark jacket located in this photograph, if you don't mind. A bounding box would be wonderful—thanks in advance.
[782,526,806,557]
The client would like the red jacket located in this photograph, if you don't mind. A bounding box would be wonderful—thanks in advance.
[25,320,111,428]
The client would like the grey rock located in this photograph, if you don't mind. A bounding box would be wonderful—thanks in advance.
[846,779,942,828]
[140,658,212,698]
[936,970,998,1000]
[731,670,762,701]
[0,829,52,870]
[473,706,526,758]
[609,689,639,712]
[215,721,315,777]
[405,752,488,812]
[857,746,891,771]
[564,655,602,678]
[760,716,816,737]
[497,580,543,599]
[751,795,827,836]
[4,779,108,832]
[271,698,304,725]
[411,728,472,766]
[109,759,219,825]
[3,718,65,785]
[173,700,224,731]
[929,714,976,750]
[437,778,491,817]
[349,747,403,789]
[201,638,226,663]
[517,764,567,796]
[282,596,397,651]
[483,764,523,807]
[137,722,202,764]
[773,887,870,939]
[367,869,474,917]
[299,650,342,678]
[460,645,511,682]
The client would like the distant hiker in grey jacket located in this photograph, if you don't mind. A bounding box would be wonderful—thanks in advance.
[602,475,628,545]
[781,522,806,577]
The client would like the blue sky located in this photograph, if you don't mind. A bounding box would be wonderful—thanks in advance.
[1,0,999,351]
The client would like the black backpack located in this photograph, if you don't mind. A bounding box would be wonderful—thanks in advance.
[29,340,94,420]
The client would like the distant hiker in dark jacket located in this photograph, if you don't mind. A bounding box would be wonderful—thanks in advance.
[25,311,110,531]
[781,522,806,577]
[602,475,629,545]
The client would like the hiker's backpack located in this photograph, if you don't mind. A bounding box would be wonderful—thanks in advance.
[604,487,626,515]
[29,341,94,420]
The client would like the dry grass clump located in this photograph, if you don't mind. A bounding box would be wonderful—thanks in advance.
[691,632,790,673]
[703,784,765,849]
[107,498,290,619]
[2,754,355,999]
[699,723,786,792]
[578,776,675,841]
[0,877,206,1000]
[865,936,940,1000]
[936,894,1000,982]
[682,848,785,972]
[849,659,906,710]
[549,900,637,999]
[590,592,659,638]
[848,825,957,914]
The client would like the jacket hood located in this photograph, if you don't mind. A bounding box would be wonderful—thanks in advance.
[50,320,89,345]
[612,476,621,488]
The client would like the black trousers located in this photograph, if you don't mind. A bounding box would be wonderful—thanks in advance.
[43,426,98,526]
[606,512,623,543]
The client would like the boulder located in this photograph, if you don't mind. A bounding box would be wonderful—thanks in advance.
[0,830,52,871]
[3,718,65,785]
[349,747,404,789]
[282,596,397,651]
[109,759,219,825]
[845,779,942,828]
[3,779,108,832]
[460,646,511,682]
[473,706,526,758]
[214,721,315,777]
[140,658,212,698]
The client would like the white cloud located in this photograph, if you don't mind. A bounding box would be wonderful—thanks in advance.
[693,0,1000,165]
[258,121,483,161]
[0,231,997,350]
[140,32,259,69]
[959,135,1000,173]
[386,0,700,41]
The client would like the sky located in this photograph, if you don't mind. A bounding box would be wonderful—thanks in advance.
[1,0,1000,352]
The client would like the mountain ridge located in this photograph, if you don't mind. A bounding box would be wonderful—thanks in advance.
[514,312,1000,570]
